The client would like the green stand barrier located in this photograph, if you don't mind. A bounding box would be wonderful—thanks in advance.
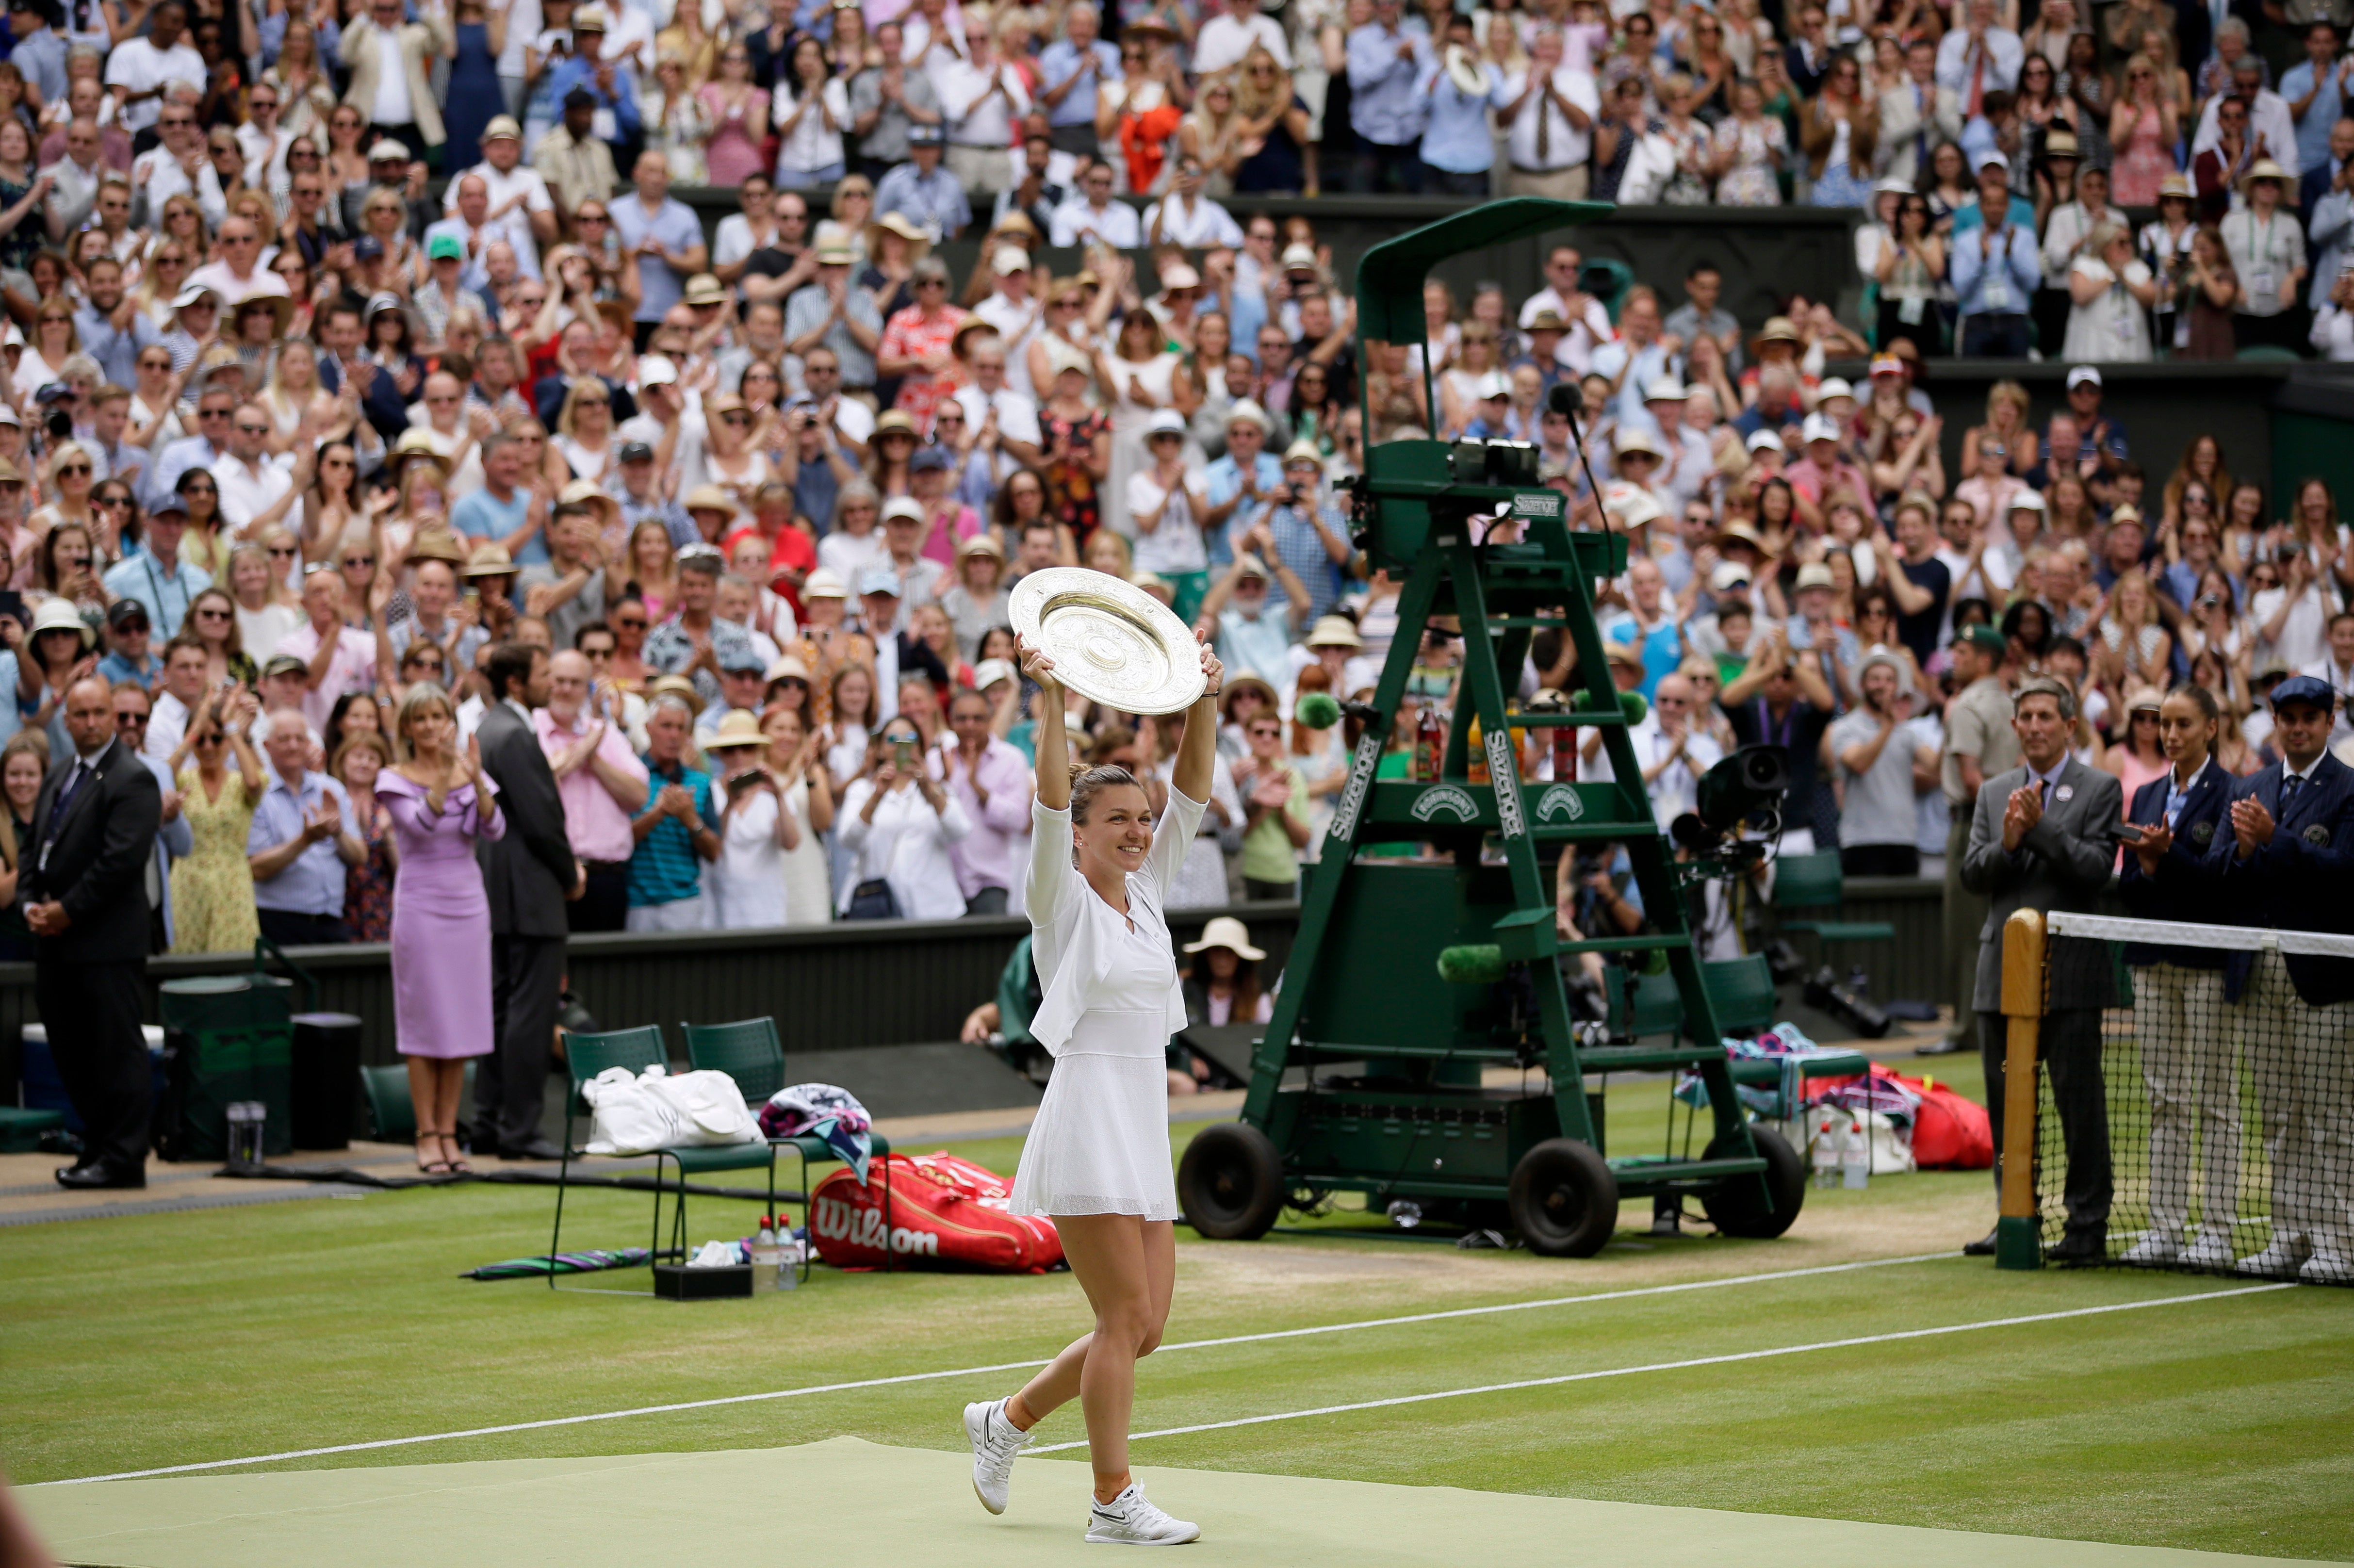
[158,974,295,1161]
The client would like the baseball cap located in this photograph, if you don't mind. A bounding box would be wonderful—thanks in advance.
[618,441,655,465]
[803,568,849,600]
[427,233,463,261]
[1477,370,1512,401]
[2007,489,2046,513]
[1642,375,1686,403]
[907,122,944,145]
[1146,408,1186,437]
[262,653,310,680]
[368,138,411,162]
[636,355,678,387]
[857,566,903,597]
[1710,561,1752,592]
[1793,563,1835,592]
[1959,624,2007,657]
[1279,243,1318,272]
[1801,413,1842,444]
[484,115,522,142]
[1976,150,2009,174]
[973,658,1016,690]
[991,246,1030,275]
[881,497,923,523]
[719,643,768,674]
[1815,376,1854,404]
[909,445,952,473]
[2067,365,2103,391]
[1745,429,1783,454]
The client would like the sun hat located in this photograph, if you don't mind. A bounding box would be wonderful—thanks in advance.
[1182,915,1266,960]
[765,655,813,683]
[1305,615,1363,650]
[707,709,766,750]
[27,598,92,648]
[803,568,849,599]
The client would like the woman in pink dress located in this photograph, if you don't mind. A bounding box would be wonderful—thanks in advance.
[699,43,771,190]
[381,683,505,1175]
[2107,60,2178,207]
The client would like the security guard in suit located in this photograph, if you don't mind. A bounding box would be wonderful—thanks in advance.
[2205,674,2354,1283]
[2116,683,2240,1269]
[1960,677,2122,1263]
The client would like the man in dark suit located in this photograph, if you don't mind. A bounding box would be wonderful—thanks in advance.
[2116,683,2240,1270]
[1960,677,2122,1263]
[471,642,583,1161]
[2205,675,2354,1283]
[25,677,163,1189]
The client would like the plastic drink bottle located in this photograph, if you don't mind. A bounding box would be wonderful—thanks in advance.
[1842,1119,1871,1189]
[1813,1114,1842,1189]
[1414,706,1444,781]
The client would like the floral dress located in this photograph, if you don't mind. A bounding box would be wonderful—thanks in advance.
[1713,114,1785,205]
[1041,405,1110,542]
[1660,116,1715,204]
[171,769,260,955]
[343,792,394,942]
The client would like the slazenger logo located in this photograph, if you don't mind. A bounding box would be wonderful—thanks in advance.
[1411,784,1480,822]
[1329,732,1383,839]
[1487,730,1524,837]
[1537,784,1585,821]
[1511,490,1564,519]
[809,1195,940,1256]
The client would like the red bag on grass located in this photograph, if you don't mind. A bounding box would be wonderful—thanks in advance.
[1806,1065,1994,1170]
[808,1152,1064,1273]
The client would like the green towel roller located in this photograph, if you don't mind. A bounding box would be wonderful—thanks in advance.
[1436,945,1507,985]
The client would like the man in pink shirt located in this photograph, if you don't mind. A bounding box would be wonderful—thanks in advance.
[1783,412,1872,514]
[939,686,1033,915]
[536,648,650,931]
[275,570,377,739]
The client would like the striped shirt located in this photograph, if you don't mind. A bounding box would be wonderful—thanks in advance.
[627,756,713,909]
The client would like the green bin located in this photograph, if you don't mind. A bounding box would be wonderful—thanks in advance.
[158,975,295,1161]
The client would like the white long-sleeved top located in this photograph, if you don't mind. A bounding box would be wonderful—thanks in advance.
[837,777,974,919]
[1025,788,1205,1056]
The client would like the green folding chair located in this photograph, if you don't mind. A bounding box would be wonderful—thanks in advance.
[682,1017,893,1280]
[1772,851,1898,960]
[360,1061,474,1143]
[549,1025,780,1290]
[1604,964,1685,1042]
[1701,953,1781,1037]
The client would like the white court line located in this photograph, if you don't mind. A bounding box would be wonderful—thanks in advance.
[1026,1283,2299,1453]
[39,1251,1952,1486]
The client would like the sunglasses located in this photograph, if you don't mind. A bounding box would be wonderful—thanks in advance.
[267,545,299,558]
[196,607,231,620]
[615,616,648,629]
[343,555,375,568]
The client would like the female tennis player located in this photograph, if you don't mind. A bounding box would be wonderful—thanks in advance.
[963,630,1222,1546]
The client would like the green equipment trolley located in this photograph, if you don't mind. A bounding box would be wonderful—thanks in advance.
[1176,200,1806,1257]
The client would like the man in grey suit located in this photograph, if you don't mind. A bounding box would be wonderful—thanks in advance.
[1959,677,2120,1263]
[470,642,583,1161]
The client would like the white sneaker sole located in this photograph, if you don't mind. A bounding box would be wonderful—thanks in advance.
[964,1403,1009,1516]
[1085,1523,1202,1545]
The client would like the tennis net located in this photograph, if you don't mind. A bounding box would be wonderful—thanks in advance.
[2018,912,2353,1285]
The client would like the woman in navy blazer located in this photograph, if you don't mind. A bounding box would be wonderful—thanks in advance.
[2115,683,2240,1270]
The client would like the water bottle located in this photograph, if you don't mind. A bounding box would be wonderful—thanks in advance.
[749,1217,783,1292]
[1842,1117,1871,1189]
[226,1101,264,1168]
[1812,1113,1842,1189]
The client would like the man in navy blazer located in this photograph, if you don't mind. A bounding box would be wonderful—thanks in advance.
[2116,684,2240,1269]
[2205,674,2354,1283]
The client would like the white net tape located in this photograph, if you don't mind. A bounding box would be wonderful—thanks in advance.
[2044,912,2354,960]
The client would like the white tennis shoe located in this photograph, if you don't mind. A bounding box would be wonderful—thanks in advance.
[2181,1225,2236,1270]
[1085,1482,1200,1545]
[964,1398,1031,1515]
[2119,1231,2180,1266]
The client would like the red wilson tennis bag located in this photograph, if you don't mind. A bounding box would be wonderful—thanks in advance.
[808,1153,1064,1273]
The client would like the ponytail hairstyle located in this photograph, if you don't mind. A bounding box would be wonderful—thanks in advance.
[1068,761,1141,825]
[2168,680,2220,724]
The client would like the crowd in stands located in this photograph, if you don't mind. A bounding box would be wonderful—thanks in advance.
[0,0,2348,962]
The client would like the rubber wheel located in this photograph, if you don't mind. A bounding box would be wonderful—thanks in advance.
[1178,1122,1285,1239]
[1506,1138,1619,1258]
[1699,1125,1806,1239]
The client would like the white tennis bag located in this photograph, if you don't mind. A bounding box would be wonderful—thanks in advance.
[582,1065,762,1155]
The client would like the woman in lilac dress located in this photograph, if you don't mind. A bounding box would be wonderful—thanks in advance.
[380,683,505,1175]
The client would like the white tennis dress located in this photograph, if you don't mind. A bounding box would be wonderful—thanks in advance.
[1008,786,1209,1221]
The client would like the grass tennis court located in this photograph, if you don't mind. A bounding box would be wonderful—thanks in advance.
[7,1062,2353,1563]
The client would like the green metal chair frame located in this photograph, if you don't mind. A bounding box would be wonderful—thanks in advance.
[1771,851,1898,954]
[681,1017,894,1281]
[549,1025,780,1290]
[361,1061,475,1143]
[1605,955,1781,1043]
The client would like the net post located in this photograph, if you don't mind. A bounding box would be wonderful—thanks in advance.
[1995,909,2045,1270]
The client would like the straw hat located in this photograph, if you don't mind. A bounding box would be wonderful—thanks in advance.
[956,532,1005,561]
[1183,915,1266,961]
[707,708,767,749]
[684,484,737,515]
[463,542,518,577]
[2240,158,2292,193]
[803,567,850,599]
[648,673,703,713]
[1305,615,1363,650]
[407,530,468,566]
[765,655,813,684]
[1749,315,1802,354]
[866,211,933,262]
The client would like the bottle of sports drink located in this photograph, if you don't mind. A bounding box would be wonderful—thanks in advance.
[1813,1113,1842,1189]
[1842,1119,1871,1189]
[1465,716,1489,784]
[1414,705,1444,781]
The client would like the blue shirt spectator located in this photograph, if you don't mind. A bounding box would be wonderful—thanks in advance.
[1036,26,1120,131]
[544,52,642,143]
[73,303,161,392]
[1346,4,1432,149]
[629,742,715,922]
[874,133,972,240]
[453,484,543,565]
[1417,56,1504,176]
[2280,39,2349,176]
[1201,444,1283,570]
[1258,494,1350,621]
[1951,215,2041,317]
[103,519,213,639]
[245,741,360,922]
[608,168,705,326]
